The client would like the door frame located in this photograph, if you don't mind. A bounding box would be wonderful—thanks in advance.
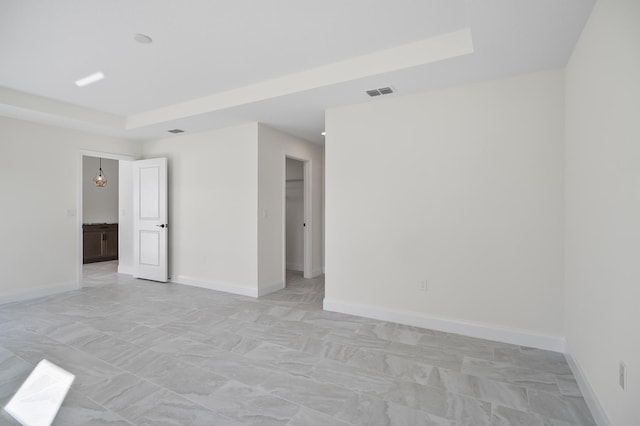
[283,155,312,281]
[77,150,138,287]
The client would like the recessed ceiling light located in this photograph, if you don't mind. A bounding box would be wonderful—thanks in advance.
[75,72,105,87]
[134,33,153,44]
[168,129,184,134]
[321,131,326,136]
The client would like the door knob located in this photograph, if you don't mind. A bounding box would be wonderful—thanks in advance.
[156,224,168,228]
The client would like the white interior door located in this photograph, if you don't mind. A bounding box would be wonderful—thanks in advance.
[133,158,168,282]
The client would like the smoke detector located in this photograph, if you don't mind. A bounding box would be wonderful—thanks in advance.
[134,33,153,44]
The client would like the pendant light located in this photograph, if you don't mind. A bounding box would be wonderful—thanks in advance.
[93,158,107,187]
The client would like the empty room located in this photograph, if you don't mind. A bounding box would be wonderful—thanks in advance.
[0,1,638,425]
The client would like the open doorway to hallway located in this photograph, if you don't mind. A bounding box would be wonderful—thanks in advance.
[78,151,136,285]
[81,156,119,269]
[285,157,305,285]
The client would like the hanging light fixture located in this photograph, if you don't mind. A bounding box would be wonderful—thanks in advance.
[93,158,107,187]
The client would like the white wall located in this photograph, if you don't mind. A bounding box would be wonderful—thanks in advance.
[82,156,119,224]
[564,1,640,424]
[286,157,304,180]
[258,124,324,293]
[325,69,565,349]
[0,116,141,303]
[286,158,305,271]
[142,123,259,296]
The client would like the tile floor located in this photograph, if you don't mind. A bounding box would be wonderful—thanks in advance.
[0,262,596,425]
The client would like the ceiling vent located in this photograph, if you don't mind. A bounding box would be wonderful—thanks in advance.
[366,86,394,97]
[168,129,184,134]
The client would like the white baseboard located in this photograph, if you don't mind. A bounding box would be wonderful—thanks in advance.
[287,265,324,277]
[0,281,79,305]
[323,299,566,352]
[565,345,611,426]
[117,265,134,275]
[286,263,303,272]
[258,281,284,297]
[171,275,257,298]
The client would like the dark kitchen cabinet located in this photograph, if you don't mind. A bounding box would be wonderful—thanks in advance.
[83,223,118,263]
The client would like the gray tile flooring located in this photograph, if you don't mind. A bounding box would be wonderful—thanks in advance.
[0,262,595,425]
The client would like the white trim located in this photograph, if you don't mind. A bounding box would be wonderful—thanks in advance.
[281,157,287,290]
[311,268,324,278]
[117,265,135,275]
[258,281,285,297]
[286,263,304,272]
[565,345,611,426]
[323,298,566,352]
[171,275,257,298]
[0,281,79,305]
[79,150,138,162]
[302,160,312,279]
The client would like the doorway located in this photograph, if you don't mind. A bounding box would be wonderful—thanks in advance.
[81,156,119,282]
[77,151,136,286]
[285,157,307,284]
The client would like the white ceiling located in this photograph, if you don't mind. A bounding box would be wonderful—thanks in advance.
[0,0,595,144]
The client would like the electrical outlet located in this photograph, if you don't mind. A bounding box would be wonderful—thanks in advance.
[620,362,627,390]
[419,280,428,291]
